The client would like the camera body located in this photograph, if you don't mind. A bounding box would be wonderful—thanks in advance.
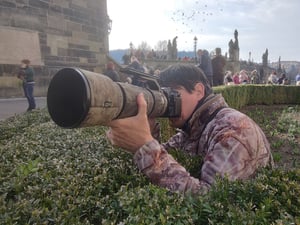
[47,67,181,128]
[119,67,181,118]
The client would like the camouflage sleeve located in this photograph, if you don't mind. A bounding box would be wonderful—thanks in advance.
[202,120,273,184]
[133,118,273,195]
[150,121,161,142]
[151,122,186,150]
[133,139,210,195]
[161,131,186,150]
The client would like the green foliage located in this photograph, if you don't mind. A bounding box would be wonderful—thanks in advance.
[1,107,300,224]
[0,108,51,143]
[242,105,300,168]
[213,85,300,109]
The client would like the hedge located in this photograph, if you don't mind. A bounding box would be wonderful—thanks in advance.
[213,84,300,109]
[0,85,300,224]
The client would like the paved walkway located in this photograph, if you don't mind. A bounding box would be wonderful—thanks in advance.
[0,97,47,121]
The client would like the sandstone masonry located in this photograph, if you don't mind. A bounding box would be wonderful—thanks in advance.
[0,0,110,77]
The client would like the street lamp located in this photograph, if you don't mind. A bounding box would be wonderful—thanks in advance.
[107,17,112,34]
[129,42,133,56]
[194,36,198,63]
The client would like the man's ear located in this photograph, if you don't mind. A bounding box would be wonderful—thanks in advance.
[194,83,205,99]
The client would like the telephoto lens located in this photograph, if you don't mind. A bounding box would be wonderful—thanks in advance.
[47,68,172,128]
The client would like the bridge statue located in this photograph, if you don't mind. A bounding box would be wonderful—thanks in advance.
[228,29,239,61]
[167,36,178,60]
[262,48,268,67]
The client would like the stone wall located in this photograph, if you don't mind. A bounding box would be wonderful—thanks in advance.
[0,0,110,97]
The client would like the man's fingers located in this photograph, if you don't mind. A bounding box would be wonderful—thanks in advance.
[108,93,148,128]
[137,93,148,117]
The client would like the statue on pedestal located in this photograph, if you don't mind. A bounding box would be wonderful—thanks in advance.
[228,29,239,61]
[167,36,178,60]
[262,48,268,67]
[172,36,178,59]
[167,40,172,60]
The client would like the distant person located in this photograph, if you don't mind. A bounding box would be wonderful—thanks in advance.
[17,59,36,111]
[295,72,300,86]
[250,70,259,84]
[211,48,226,86]
[277,73,288,85]
[239,70,249,84]
[127,56,146,86]
[153,69,160,76]
[103,61,120,82]
[267,71,278,84]
[232,72,240,84]
[127,56,145,72]
[224,71,234,85]
[197,49,213,86]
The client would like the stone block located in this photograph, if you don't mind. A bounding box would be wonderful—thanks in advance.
[66,56,80,62]
[82,25,97,34]
[47,15,66,31]
[70,1,87,9]
[68,43,90,50]
[88,58,98,64]
[66,21,81,32]
[49,4,62,13]
[28,0,49,9]
[62,7,73,17]
[41,46,51,56]
[57,48,68,57]
[0,1,16,8]
[0,27,43,65]
[47,34,68,55]
[70,31,89,42]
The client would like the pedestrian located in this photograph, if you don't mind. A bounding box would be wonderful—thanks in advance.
[197,49,213,86]
[103,61,121,82]
[295,71,300,86]
[267,71,278,84]
[17,59,36,111]
[211,48,226,86]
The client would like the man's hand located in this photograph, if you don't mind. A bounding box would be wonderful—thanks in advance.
[106,93,154,153]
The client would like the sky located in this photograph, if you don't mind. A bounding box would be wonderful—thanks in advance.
[107,0,300,63]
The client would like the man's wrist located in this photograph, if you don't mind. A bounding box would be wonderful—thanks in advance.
[134,139,161,171]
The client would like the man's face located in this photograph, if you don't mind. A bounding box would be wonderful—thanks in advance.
[168,85,203,128]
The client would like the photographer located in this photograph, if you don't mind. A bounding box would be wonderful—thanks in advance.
[107,64,274,195]
[107,65,273,194]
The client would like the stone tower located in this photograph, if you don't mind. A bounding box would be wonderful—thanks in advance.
[0,0,110,76]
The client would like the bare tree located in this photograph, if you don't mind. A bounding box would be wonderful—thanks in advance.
[154,40,167,52]
[154,40,168,59]
[138,41,152,52]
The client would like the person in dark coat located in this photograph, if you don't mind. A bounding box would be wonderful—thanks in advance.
[212,48,226,86]
[197,49,213,86]
[17,59,36,111]
[103,61,120,82]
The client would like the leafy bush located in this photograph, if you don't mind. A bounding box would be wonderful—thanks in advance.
[213,85,300,109]
[1,108,300,224]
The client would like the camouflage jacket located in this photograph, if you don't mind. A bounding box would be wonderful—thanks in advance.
[133,94,274,195]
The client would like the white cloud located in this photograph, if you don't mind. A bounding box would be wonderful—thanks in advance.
[107,0,300,62]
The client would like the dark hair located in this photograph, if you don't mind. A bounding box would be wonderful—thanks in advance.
[21,59,30,65]
[106,61,114,70]
[159,64,212,96]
